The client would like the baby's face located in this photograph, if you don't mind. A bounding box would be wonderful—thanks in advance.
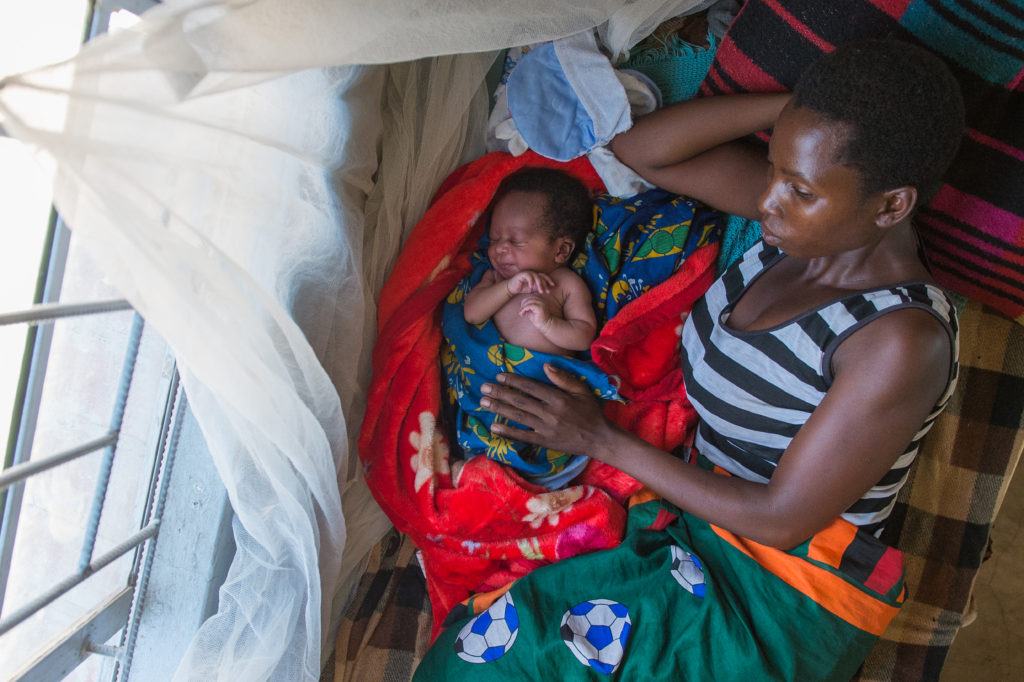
[487,191,567,279]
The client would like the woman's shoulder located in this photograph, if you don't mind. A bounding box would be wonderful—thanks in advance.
[828,286,957,392]
[813,277,959,388]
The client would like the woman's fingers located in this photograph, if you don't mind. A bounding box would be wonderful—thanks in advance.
[542,364,590,396]
[482,395,542,429]
[481,370,608,457]
[490,420,544,444]
[480,378,548,422]
[490,372,564,404]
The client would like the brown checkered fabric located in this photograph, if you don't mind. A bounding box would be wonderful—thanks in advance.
[326,305,1024,682]
[323,530,432,682]
[859,301,1024,681]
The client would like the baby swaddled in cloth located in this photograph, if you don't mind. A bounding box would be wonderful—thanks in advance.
[442,168,620,489]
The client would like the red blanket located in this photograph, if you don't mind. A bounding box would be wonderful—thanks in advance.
[359,151,718,633]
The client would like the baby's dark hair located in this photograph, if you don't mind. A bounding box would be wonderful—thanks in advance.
[792,39,964,204]
[489,167,594,248]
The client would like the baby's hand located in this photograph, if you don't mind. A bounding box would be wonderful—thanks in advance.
[519,294,555,329]
[505,271,555,296]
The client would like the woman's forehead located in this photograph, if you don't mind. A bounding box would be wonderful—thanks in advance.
[770,105,858,184]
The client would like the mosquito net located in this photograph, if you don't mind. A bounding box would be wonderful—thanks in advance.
[0,1,706,679]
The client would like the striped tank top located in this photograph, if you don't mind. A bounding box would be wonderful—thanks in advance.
[681,241,959,536]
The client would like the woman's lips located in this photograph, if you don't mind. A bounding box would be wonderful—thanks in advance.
[761,225,782,246]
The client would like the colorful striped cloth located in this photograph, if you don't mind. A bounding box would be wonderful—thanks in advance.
[699,0,1024,324]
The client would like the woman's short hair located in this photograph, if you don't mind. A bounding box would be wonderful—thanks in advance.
[792,39,965,203]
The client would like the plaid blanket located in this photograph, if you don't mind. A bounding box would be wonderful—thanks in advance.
[857,300,1024,680]
[325,530,431,682]
[700,0,1024,324]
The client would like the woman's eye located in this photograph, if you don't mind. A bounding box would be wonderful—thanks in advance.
[789,184,814,200]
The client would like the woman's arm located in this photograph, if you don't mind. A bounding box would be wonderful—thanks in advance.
[480,310,950,548]
[610,93,789,219]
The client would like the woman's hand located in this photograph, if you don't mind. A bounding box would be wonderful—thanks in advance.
[480,364,614,458]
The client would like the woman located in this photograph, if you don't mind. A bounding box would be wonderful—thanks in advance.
[415,39,964,681]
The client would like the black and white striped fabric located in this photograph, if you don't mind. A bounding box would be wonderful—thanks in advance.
[681,241,960,536]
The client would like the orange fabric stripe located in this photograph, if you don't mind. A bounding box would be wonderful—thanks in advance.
[628,488,660,507]
[711,525,900,636]
[807,519,859,569]
[465,582,515,615]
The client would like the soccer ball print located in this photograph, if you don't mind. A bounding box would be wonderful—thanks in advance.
[560,599,632,674]
[454,592,520,663]
[669,545,707,597]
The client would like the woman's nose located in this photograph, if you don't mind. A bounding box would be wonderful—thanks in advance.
[758,182,781,219]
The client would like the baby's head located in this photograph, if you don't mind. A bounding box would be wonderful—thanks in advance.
[485,168,593,279]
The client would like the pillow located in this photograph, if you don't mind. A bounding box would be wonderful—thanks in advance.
[699,0,1024,323]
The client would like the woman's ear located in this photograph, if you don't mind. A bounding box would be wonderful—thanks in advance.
[875,186,918,229]
[553,237,576,264]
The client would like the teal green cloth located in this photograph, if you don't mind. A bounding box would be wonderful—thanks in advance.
[623,33,718,104]
[717,215,763,274]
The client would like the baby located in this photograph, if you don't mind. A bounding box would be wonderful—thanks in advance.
[463,167,596,355]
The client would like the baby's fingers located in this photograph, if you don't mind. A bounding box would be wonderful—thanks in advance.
[530,273,550,294]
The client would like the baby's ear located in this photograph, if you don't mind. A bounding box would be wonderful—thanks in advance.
[553,236,575,264]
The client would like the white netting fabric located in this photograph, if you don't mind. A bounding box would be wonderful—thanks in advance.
[0,1,705,679]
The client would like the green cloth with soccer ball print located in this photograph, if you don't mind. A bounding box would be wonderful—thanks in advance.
[414,494,906,680]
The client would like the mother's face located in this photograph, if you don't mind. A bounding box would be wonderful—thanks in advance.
[758,104,884,259]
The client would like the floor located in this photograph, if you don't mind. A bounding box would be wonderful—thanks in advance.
[943,462,1024,679]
